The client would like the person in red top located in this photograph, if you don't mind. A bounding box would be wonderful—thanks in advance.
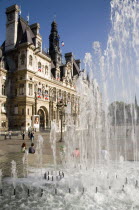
[73,148,80,157]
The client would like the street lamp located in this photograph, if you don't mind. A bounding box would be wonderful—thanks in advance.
[56,99,67,142]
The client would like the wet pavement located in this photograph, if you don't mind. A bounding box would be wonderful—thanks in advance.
[0,132,63,177]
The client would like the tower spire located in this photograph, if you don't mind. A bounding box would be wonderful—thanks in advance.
[49,21,62,66]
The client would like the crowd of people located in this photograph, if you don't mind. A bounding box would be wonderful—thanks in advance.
[3,130,36,154]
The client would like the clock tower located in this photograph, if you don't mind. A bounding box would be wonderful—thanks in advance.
[5,5,20,51]
[49,21,62,67]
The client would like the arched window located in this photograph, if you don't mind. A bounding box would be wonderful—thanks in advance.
[38,62,41,72]
[68,93,70,102]
[20,54,25,65]
[29,55,33,66]
[45,65,48,74]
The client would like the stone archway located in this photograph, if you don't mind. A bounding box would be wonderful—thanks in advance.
[38,109,45,129]
[38,106,49,129]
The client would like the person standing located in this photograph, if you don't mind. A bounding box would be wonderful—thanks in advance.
[28,131,30,139]
[22,131,25,140]
[73,148,80,157]
[30,132,34,142]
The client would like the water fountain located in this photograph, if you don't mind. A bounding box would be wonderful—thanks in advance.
[22,150,29,178]
[0,0,139,209]
[11,160,17,196]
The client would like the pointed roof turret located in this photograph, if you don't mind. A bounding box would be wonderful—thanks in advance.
[49,21,62,66]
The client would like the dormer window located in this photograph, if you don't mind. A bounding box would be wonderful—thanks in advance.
[57,73,60,81]
[20,54,25,65]
[29,55,33,66]
[38,41,41,51]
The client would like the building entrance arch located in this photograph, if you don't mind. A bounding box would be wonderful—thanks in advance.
[38,106,49,129]
[38,109,45,129]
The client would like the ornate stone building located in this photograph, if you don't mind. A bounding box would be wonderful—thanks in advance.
[0,5,80,131]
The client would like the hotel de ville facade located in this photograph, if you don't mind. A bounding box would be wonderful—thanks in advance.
[0,4,80,131]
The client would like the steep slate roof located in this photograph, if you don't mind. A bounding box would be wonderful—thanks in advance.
[16,17,35,46]
[0,48,2,60]
[73,59,80,76]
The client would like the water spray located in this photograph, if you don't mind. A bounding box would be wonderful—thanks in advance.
[41,189,43,197]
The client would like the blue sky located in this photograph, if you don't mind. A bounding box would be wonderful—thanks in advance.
[0,0,111,67]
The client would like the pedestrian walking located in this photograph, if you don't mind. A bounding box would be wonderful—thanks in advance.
[30,132,34,142]
[22,131,25,140]
[28,131,30,139]
[9,131,12,139]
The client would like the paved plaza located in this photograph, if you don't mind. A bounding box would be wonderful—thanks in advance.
[0,132,63,177]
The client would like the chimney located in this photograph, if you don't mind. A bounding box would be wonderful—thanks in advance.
[5,5,20,51]
[30,23,40,36]
[30,23,42,51]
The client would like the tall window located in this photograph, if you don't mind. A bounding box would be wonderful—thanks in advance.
[64,91,66,104]
[38,88,41,98]
[22,108,24,115]
[1,103,6,113]
[2,85,6,95]
[15,89,17,96]
[38,62,41,72]
[29,55,33,66]
[45,65,48,74]
[14,105,18,114]
[28,84,33,95]
[45,90,49,100]
[58,90,62,101]
[68,93,70,102]
[20,54,25,65]
[53,88,56,102]
[19,84,24,95]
